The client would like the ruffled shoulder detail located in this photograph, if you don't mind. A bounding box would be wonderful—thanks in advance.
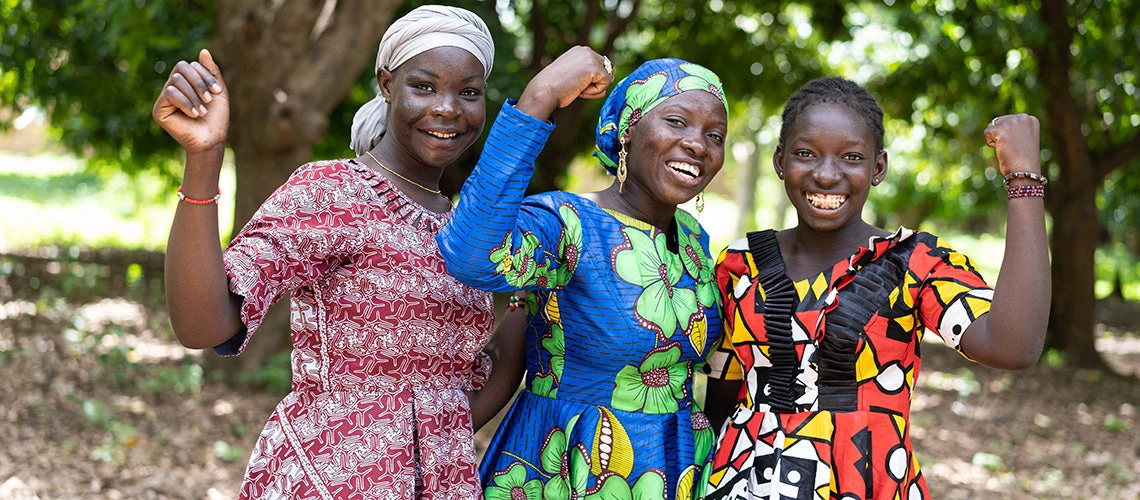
[817,227,923,410]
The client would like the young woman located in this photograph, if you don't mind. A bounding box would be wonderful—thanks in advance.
[702,77,1049,499]
[153,6,502,498]
[438,48,729,498]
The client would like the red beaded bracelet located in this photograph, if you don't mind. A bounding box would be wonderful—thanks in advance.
[177,185,222,205]
[1002,171,1048,186]
[1007,184,1045,199]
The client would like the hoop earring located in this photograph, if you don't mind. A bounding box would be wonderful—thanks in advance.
[617,135,628,193]
[695,191,705,219]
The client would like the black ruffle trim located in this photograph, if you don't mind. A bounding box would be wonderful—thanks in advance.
[819,234,921,411]
[746,230,799,413]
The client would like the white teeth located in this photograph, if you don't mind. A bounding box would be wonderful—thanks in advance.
[425,130,457,139]
[666,161,699,178]
[805,192,847,210]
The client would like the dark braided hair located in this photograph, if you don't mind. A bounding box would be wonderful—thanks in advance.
[778,77,885,152]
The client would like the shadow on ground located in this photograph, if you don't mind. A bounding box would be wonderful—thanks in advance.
[1,253,1138,499]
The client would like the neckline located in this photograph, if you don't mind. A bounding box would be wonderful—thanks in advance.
[571,192,678,234]
[777,226,913,282]
[349,159,452,221]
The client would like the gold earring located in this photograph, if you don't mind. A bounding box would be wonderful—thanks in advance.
[695,192,705,219]
[617,135,628,193]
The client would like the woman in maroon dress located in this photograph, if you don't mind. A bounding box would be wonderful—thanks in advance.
[153,6,500,498]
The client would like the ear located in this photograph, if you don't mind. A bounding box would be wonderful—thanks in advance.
[619,127,632,146]
[871,150,888,186]
[378,66,394,103]
[773,144,786,180]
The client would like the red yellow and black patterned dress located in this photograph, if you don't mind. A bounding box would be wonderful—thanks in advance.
[703,228,993,500]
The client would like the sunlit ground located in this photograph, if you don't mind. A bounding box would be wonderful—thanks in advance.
[0,151,236,252]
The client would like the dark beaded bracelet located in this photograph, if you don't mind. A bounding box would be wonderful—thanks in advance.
[1002,171,1048,186]
[1008,184,1045,199]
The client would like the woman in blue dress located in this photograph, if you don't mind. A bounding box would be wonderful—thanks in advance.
[438,47,728,499]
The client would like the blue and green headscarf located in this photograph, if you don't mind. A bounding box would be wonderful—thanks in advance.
[594,58,728,174]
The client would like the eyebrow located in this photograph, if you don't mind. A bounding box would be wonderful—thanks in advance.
[657,104,728,127]
[406,69,485,83]
[792,136,868,147]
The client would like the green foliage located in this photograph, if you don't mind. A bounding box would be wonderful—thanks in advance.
[971,451,1004,472]
[867,0,1140,229]
[212,440,245,463]
[1102,414,1127,433]
[236,349,293,394]
[0,0,214,176]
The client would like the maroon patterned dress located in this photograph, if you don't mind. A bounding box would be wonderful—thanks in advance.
[218,159,494,499]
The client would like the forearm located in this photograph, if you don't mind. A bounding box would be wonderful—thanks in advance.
[964,194,1050,369]
[437,103,555,290]
[469,308,528,430]
[165,146,244,349]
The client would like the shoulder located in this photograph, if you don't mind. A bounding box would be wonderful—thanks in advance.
[715,236,753,272]
[522,191,594,220]
[283,159,366,187]
[264,159,373,214]
[907,230,964,258]
[902,230,984,277]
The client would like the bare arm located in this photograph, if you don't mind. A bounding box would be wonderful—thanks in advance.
[468,296,529,430]
[154,49,244,349]
[959,114,1050,370]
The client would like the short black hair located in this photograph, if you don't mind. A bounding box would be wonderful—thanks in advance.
[778,76,885,152]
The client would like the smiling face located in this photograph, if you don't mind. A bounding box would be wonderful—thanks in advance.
[775,101,888,233]
[623,90,727,208]
[379,46,486,169]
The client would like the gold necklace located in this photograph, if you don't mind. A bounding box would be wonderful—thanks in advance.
[364,151,441,195]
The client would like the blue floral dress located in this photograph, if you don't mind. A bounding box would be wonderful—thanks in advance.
[437,103,723,499]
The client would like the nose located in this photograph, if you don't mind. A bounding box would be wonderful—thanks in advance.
[811,156,841,187]
[432,94,459,117]
[680,130,706,158]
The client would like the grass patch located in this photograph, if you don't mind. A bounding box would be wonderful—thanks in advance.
[0,151,234,251]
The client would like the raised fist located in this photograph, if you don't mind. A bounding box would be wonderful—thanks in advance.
[152,49,229,153]
[516,46,613,119]
[984,114,1041,176]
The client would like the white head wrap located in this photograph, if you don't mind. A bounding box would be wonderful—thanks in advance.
[350,5,494,155]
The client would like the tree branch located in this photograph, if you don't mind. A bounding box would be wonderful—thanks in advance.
[1093,132,1140,181]
[579,0,599,45]
[529,0,547,70]
[602,0,641,54]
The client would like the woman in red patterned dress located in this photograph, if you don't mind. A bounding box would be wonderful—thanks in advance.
[702,77,1050,499]
[152,6,502,498]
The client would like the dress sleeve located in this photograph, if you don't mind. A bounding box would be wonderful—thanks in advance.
[915,239,994,356]
[437,101,580,292]
[216,163,366,356]
[705,246,745,380]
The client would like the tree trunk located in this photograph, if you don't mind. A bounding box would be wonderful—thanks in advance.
[734,139,761,236]
[1047,188,1105,368]
[1035,0,1108,369]
[203,0,401,383]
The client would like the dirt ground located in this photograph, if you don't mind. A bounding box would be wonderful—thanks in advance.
[1,256,1138,499]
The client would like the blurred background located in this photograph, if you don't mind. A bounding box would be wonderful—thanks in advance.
[1,0,1138,498]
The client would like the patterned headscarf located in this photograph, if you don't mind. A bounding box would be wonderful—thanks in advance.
[350,5,494,155]
[594,58,728,174]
